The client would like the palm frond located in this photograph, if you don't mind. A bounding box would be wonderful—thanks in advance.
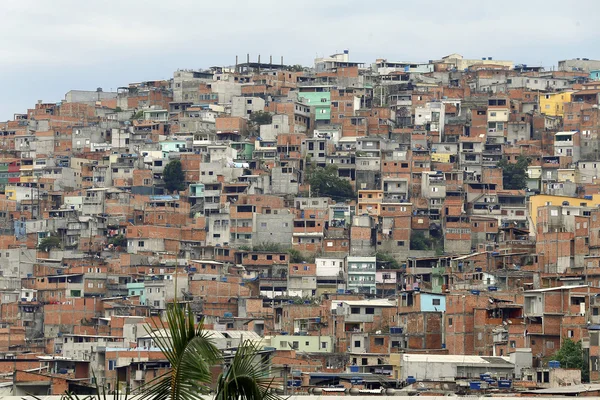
[215,340,282,400]
[138,303,221,400]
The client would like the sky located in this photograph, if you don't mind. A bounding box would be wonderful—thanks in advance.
[1,0,600,120]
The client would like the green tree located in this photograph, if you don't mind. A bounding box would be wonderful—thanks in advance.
[108,234,127,248]
[410,231,433,250]
[498,155,530,190]
[38,236,61,252]
[287,64,305,72]
[288,248,315,264]
[250,111,273,126]
[375,252,402,269]
[551,339,588,382]
[132,110,144,120]
[163,160,186,193]
[288,248,304,263]
[307,165,354,201]
[141,304,281,400]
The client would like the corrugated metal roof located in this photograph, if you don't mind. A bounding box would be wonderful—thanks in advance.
[336,300,396,307]
[525,284,589,293]
[402,354,512,365]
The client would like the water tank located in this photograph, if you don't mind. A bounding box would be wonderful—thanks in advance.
[498,380,512,388]
[549,360,561,369]
[469,381,482,390]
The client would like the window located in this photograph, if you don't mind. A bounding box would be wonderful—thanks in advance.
[374,337,384,346]
[354,341,361,348]
[397,241,405,246]
[568,330,574,338]
[365,307,375,314]
[351,307,360,314]
[448,318,453,326]
[108,360,116,370]
[432,298,441,306]
[138,241,144,247]
[321,341,327,349]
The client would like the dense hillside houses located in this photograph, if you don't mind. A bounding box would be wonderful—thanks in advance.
[2,52,600,395]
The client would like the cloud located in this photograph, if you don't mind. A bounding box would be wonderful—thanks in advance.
[1,0,599,119]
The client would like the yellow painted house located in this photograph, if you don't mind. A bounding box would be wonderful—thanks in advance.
[529,194,600,228]
[539,91,574,117]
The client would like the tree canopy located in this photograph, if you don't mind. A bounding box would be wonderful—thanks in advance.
[163,159,186,193]
[375,252,402,269]
[287,64,305,72]
[306,165,354,201]
[38,236,61,252]
[551,339,588,382]
[140,304,282,400]
[498,155,530,190]
[250,111,273,126]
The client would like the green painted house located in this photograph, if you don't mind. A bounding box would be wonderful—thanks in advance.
[299,91,331,122]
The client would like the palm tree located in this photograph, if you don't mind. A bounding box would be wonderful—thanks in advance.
[140,304,282,400]
[215,341,281,400]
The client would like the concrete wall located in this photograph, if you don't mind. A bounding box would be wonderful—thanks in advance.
[231,96,266,118]
[252,212,294,249]
[65,90,117,104]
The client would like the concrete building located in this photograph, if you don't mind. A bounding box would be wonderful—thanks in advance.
[346,256,376,294]
[64,89,117,104]
[252,211,294,249]
[399,354,516,381]
[231,96,266,118]
[268,335,334,353]
[559,58,600,72]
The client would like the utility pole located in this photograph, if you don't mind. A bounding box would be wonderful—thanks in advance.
[283,364,288,396]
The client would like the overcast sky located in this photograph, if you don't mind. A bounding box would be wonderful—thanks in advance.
[2,0,599,120]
